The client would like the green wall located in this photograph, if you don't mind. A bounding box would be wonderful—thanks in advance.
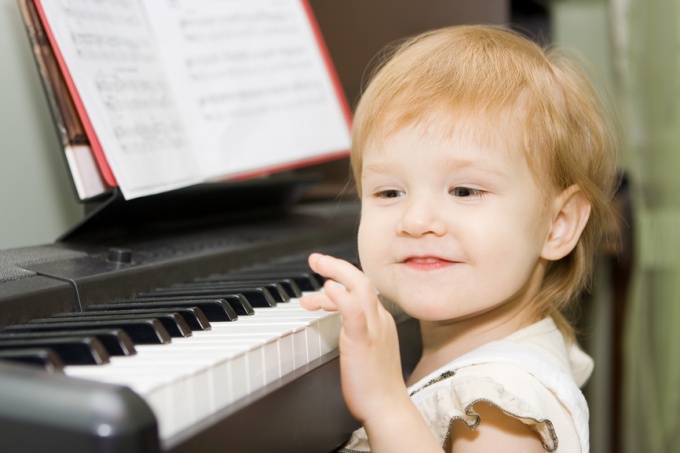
[0,0,83,249]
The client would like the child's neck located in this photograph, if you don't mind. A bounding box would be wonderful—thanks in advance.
[406,307,535,386]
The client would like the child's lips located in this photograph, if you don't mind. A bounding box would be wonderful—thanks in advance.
[401,256,458,270]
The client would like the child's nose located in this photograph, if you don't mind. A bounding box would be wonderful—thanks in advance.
[398,197,447,237]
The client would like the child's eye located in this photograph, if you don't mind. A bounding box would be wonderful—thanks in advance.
[451,187,482,197]
[375,189,404,199]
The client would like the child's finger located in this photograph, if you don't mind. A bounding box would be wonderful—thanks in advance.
[320,278,371,338]
[308,254,379,309]
[309,254,387,341]
[299,291,338,312]
[308,253,359,284]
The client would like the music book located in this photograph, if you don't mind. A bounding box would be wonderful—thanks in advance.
[27,0,351,200]
[19,0,110,200]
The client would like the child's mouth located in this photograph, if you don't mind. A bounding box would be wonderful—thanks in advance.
[402,256,457,270]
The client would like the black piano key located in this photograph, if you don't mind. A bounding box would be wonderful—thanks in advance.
[236,278,302,298]
[27,313,192,338]
[0,329,136,356]
[180,278,302,298]
[216,269,324,291]
[140,286,277,308]
[134,294,255,316]
[54,307,211,332]
[2,319,171,344]
[86,299,239,322]
[169,282,290,302]
[0,348,64,373]
[0,337,109,365]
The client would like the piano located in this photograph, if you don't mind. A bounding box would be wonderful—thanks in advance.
[0,178,422,453]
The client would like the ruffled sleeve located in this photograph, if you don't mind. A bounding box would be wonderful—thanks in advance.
[339,362,577,452]
[338,333,589,453]
[412,366,560,451]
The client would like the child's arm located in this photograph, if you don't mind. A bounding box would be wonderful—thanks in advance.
[300,253,444,452]
[300,253,546,453]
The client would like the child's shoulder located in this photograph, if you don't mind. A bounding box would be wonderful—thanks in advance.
[406,318,590,452]
[410,317,591,393]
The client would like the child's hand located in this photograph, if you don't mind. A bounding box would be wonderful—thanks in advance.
[300,253,407,426]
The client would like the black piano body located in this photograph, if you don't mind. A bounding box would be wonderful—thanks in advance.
[0,180,422,453]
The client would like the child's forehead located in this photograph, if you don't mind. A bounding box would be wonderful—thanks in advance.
[369,110,524,158]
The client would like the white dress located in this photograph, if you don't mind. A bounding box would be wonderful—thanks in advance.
[338,317,593,452]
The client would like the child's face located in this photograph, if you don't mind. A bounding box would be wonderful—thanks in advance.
[357,119,554,325]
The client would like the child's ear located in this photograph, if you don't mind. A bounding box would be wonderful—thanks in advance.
[541,185,591,261]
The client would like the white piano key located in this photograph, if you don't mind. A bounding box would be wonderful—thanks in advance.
[63,301,342,442]
[67,361,202,438]
[205,324,300,376]
[137,333,274,392]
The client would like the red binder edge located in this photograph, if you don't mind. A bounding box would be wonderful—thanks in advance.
[32,0,351,191]
[33,0,118,188]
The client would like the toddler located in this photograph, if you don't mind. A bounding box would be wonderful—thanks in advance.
[301,24,618,452]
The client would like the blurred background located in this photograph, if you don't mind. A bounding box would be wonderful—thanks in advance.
[0,0,676,451]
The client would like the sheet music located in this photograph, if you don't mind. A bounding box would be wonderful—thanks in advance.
[141,0,351,178]
[38,0,204,198]
[38,0,350,198]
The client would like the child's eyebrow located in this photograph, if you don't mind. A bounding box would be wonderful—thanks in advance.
[451,158,510,178]
[362,163,392,174]
[363,159,510,178]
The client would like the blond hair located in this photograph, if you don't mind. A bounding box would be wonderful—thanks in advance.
[351,25,619,338]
